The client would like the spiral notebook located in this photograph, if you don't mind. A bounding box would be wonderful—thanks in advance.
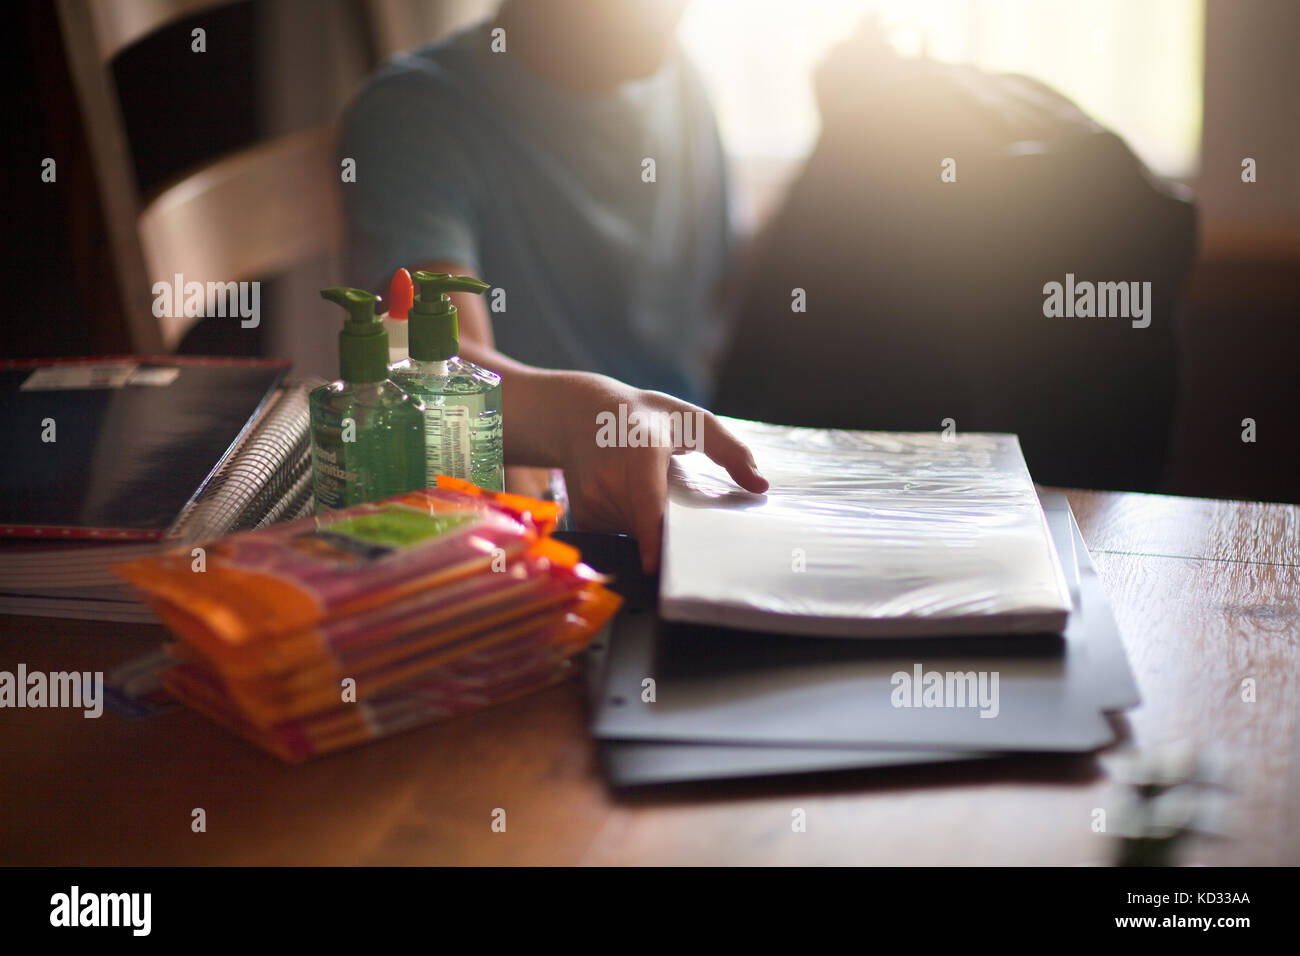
[165,381,318,543]
[0,360,319,622]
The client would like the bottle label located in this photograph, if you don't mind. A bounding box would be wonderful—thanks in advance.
[311,444,356,511]
[324,505,475,555]
[424,405,472,482]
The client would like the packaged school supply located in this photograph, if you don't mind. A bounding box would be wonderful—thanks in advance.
[116,477,621,761]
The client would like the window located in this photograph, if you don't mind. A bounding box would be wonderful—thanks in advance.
[679,0,1204,200]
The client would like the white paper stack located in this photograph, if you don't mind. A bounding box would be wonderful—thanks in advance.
[659,418,1071,638]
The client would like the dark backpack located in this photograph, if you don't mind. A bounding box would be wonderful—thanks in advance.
[714,29,1197,492]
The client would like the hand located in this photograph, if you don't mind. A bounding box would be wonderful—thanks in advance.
[459,333,770,573]
[547,374,768,573]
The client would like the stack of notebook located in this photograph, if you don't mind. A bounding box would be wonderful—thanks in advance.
[0,358,319,621]
[586,417,1139,786]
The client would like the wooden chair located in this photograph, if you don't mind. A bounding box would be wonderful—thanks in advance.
[56,0,343,352]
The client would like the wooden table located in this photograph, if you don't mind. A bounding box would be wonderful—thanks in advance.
[2,490,1297,865]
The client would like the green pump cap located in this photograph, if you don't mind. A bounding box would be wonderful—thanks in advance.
[320,287,388,382]
[408,272,490,361]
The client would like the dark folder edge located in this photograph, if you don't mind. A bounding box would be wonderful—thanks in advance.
[585,495,1137,787]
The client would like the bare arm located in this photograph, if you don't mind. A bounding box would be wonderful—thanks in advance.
[413,260,768,571]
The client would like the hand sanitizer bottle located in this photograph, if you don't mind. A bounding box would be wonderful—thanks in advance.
[309,287,427,512]
[389,272,504,491]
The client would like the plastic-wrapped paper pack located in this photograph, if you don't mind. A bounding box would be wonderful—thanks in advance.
[660,419,1071,638]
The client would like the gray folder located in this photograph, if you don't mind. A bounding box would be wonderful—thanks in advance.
[589,495,1138,784]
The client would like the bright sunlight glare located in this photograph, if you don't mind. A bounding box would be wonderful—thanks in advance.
[678,0,1204,180]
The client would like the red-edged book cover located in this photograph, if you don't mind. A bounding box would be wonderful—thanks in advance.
[0,356,287,540]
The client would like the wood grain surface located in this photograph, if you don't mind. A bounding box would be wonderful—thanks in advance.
[1,489,1297,865]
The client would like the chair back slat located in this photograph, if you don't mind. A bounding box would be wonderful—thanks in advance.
[85,0,230,63]
[56,0,345,351]
[139,128,343,349]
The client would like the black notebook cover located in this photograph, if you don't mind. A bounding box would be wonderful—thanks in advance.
[0,357,287,539]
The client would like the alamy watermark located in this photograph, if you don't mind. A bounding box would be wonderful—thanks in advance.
[596,403,705,450]
[152,273,260,329]
[50,886,150,936]
[0,664,103,718]
[1042,273,1151,328]
[891,663,1000,718]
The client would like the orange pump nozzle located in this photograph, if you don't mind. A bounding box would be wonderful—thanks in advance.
[387,269,414,320]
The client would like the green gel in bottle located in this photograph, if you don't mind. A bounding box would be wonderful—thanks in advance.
[389,272,504,492]
[309,287,427,513]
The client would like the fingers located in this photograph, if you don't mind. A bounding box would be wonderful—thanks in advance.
[700,415,770,494]
[627,451,670,574]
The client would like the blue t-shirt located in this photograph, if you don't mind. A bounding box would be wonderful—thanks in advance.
[340,23,732,404]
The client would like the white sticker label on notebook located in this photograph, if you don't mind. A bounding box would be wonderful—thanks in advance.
[127,367,180,387]
[20,364,138,391]
[424,405,472,481]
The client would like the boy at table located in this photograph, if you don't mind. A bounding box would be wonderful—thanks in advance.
[341,0,766,572]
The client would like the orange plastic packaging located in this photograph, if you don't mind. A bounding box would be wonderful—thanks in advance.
[115,478,622,760]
